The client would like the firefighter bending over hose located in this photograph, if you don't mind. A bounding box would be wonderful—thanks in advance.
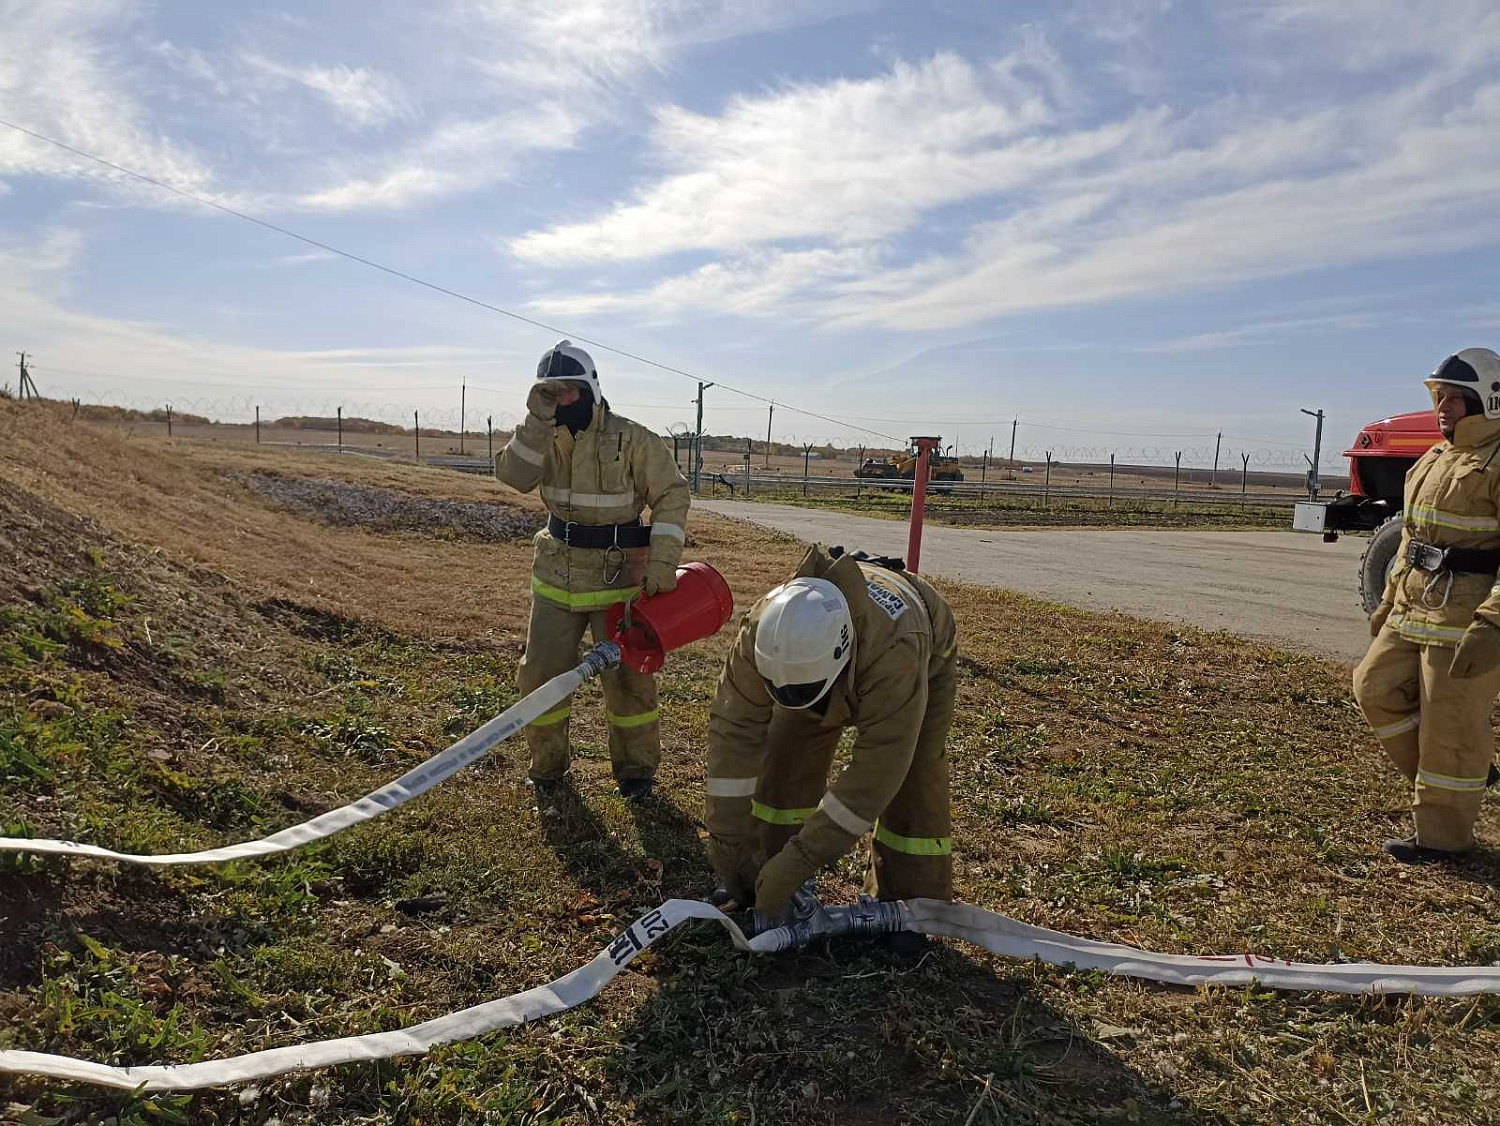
[704,545,958,953]
[495,341,690,800]
[1354,347,1500,862]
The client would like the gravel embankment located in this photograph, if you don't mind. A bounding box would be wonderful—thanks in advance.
[232,471,540,542]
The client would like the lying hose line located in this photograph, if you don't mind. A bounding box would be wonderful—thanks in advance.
[0,643,621,866]
[4,896,1500,1092]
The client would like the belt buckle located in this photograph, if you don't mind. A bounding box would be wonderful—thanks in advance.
[564,520,576,546]
[1406,541,1447,571]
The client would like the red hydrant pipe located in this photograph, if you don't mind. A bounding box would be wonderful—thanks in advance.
[906,436,939,573]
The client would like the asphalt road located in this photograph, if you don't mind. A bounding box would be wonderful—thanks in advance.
[697,499,1371,662]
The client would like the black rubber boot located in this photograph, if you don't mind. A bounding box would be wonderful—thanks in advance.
[618,778,655,802]
[526,776,566,796]
[1489,763,1499,788]
[1382,837,1466,864]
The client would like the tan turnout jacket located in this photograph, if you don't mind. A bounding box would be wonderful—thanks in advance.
[495,403,689,608]
[705,547,958,874]
[1384,410,1500,647]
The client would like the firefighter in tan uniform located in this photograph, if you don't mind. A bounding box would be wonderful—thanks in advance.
[1354,348,1500,861]
[705,545,958,946]
[495,341,690,799]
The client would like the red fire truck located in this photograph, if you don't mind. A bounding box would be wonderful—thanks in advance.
[1293,410,1444,612]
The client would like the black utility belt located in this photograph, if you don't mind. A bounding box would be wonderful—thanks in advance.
[1406,540,1500,575]
[546,514,652,549]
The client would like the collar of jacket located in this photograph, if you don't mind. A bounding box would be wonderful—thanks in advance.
[791,545,867,716]
[1447,412,1500,450]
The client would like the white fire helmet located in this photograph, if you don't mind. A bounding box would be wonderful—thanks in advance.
[535,339,601,403]
[753,578,854,709]
[1425,348,1500,421]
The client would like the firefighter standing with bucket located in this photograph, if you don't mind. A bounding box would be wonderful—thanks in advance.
[1354,347,1500,862]
[495,340,690,799]
[703,545,958,952]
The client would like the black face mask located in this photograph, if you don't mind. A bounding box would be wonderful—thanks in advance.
[555,386,595,435]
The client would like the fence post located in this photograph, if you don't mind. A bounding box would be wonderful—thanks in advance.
[803,442,813,497]
[166,404,172,438]
[1242,452,1250,511]
[1109,453,1115,507]
[980,447,989,498]
[744,438,752,497]
[488,415,493,462]
[255,405,260,444]
[856,445,865,498]
[337,406,343,453]
[1174,451,1182,507]
[1043,451,1052,507]
[414,410,420,460]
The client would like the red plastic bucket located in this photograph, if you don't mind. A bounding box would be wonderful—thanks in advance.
[606,561,735,673]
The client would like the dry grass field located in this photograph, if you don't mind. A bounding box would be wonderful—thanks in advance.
[2,398,1498,1125]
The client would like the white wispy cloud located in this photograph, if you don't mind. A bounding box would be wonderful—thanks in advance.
[509,48,1118,263]
[241,53,415,130]
[512,3,1500,332]
[0,0,215,198]
[527,246,879,318]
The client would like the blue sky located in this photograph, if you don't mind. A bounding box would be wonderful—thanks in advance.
[3,0,1499,469]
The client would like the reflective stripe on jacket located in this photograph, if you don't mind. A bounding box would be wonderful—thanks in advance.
[1384,410,1500,648]
[495,404,690,600]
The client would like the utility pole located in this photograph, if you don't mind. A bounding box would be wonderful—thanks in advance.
[765,402,774,467]
[1300,408,1325,500]
[255,405,261,444]
[460,379,466,455]
[488,415,493,462]
[15,352,40,400]
[803,442,814,497]
[1212,432,1222,487]
[1242,451,1251,511]
[1009,419,1018,467]
[337,406,343,453]
[694,381,714,492]
[1109,453,1115,507]
[414,410,420,461]
[1043,451,1053,507]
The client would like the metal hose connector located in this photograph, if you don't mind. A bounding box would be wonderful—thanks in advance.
[748,892,913,953]
[579,640,622,678]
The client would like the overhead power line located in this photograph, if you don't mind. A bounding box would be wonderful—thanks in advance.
[0,117,902,444]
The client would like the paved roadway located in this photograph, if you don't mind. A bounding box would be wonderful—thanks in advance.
[697,499,1370,662]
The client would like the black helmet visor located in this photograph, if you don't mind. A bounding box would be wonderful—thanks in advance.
[538,350,589,381]
[765,679,829,710]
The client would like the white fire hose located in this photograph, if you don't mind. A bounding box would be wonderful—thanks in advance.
[4,640,1500,1092]
[0,642,622,866]
[5,890,1500,1093]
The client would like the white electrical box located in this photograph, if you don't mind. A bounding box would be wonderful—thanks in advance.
[1292,502,1330,533]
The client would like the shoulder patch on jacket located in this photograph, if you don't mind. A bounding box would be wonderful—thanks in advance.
[866,578,908,621]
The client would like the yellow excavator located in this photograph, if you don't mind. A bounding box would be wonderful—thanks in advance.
[854,443,965,490]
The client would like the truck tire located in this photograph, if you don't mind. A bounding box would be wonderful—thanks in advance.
[1359,515,1404,615]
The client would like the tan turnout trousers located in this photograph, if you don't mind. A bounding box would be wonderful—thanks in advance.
[1353,626,1500,851]
[517,595,660,783]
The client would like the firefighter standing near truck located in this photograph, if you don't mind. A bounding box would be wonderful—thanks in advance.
[495,340,690,800]
[1354,347,1500,862]
[703,545,958,950]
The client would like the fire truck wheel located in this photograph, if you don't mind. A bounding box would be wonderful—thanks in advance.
[1358,515,1404,615]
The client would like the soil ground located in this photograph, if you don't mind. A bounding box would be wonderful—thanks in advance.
[1,399,1497,1126]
